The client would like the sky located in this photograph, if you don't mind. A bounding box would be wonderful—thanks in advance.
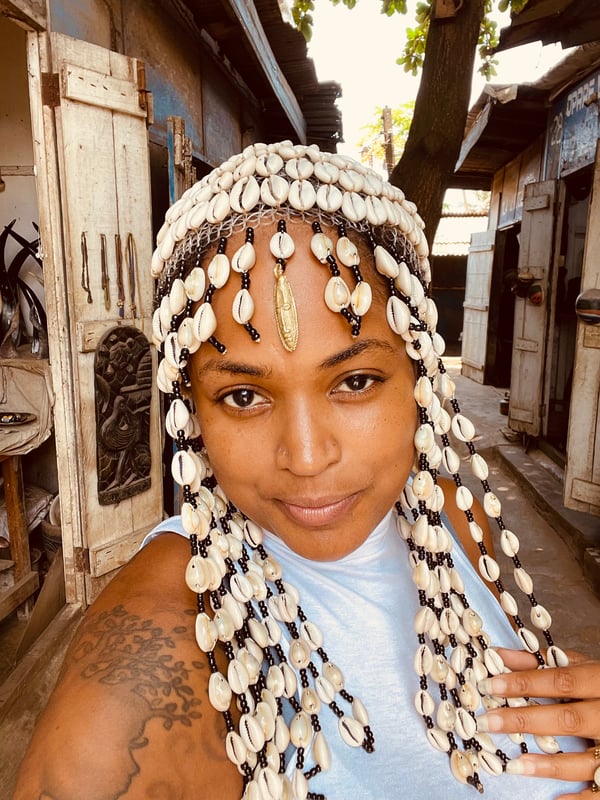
[305,1,570,160]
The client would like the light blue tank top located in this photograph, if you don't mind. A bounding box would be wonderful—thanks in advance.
[145,511,586,799]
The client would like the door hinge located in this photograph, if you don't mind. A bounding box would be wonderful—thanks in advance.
[73,546,90,573]
[41,72,60,108]
[135,61,154,125]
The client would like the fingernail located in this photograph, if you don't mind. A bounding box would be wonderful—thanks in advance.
[477,712,501,733]
[478,676,507,695]
[505,758,525,775]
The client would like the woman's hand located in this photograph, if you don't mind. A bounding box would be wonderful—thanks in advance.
[476,648,600,798]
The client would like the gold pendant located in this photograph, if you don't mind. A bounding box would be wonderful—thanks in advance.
[273,264,298,352]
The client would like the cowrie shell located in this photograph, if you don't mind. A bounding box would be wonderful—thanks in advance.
[207,253,230,288]
[316,183,343,213]
[310,232,333,263]
[193,302,217,342]
[351,281,372,316]
[185,200,209,231]
[231,242,256,272]
[314,160,339,184]
[232,288,254,325]
[260,174,289,206]
[338,715,364,747]
[335,236,359,267]
[230,175,260,213]
[341,191,366,222]
[386,295,410,335]
[270,231,295,259]
[206,190,230,223]
[285,157,314,180]
[374,245,400,278]
[255,152,284,176]
[288,179,316,210]
[324,275,351,312]
[208,671,232,712]
[184,266,206,301]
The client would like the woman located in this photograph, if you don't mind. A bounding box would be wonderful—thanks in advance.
[13,142,600,800]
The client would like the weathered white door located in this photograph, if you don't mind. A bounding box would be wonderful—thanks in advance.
[564,151,600,515]
[508,181,557,436]
[27,31,163,603]
[461,230,496,383]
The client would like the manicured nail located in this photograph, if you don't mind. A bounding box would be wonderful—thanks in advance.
[477,712,501,733]
[477,678,494,694]
[505,758,526,775]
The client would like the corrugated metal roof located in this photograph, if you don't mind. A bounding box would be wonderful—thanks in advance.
[432,215,489,257]
[182,0,343,150]
[498,0,600,51]
[453,42,600,189]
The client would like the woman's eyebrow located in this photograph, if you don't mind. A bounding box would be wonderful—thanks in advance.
[318,339,395,369]
[197,359,272,378]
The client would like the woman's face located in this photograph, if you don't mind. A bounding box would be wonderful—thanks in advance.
[190,222,417,561]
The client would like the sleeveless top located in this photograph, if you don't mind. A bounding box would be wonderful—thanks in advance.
[145,511,586,799]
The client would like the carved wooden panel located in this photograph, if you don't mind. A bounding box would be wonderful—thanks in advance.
[94,326,152,505]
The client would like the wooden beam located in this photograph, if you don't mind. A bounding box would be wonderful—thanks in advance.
[0,0,46,31]
[224,0,306,143]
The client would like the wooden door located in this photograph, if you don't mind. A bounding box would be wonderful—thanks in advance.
[508,181,556,436]
[564,150,600,515]
[461,230,496,383]
[27,31,163,603]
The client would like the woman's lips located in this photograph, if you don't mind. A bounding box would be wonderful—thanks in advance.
[277,494,357,527]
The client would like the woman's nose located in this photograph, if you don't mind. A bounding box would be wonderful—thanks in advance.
[275,399,341,476]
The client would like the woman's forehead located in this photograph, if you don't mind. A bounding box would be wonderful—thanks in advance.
[198,219,399,365]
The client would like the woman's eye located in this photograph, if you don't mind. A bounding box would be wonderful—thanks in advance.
[222,388,264,409]
[337,374,377,393]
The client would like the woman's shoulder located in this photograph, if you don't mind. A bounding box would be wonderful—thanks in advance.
[12,533,242,799]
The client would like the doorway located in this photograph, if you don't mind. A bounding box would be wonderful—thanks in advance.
[546,169,591,454]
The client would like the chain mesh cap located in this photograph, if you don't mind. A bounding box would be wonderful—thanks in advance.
[150,141,431,290]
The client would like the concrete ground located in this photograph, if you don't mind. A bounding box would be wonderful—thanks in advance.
[0,359,599,799]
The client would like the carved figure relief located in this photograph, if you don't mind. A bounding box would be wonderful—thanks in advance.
[94,326,153,505]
